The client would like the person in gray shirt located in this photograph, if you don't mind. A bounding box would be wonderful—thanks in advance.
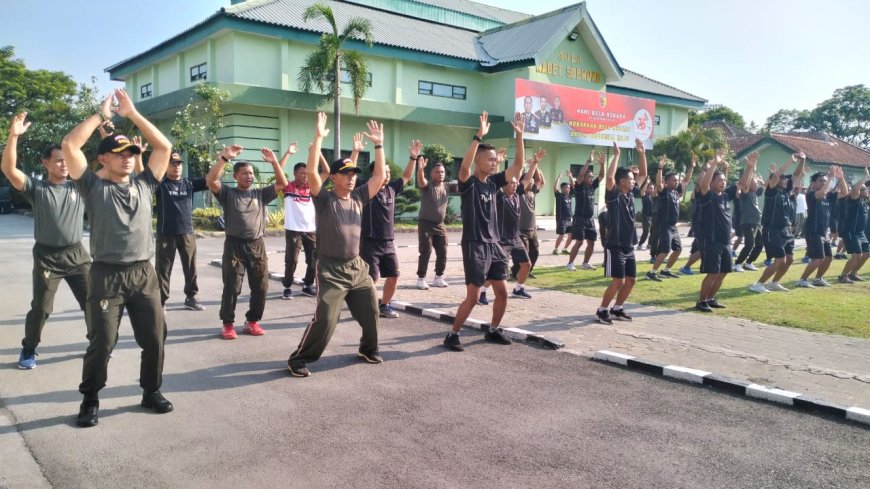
[2,112,90,370]
[63,89,174,428]
[415,149,458,290]
[206,144,288,340]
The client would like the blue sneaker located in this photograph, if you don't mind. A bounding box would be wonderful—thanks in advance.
[731,250,737,257]
[511,287,532,299]
[648,257,656,264]
[801,256,811,264]
[478,292,489,306]
[679,266,694,275]
[17,349,36,369]
[763,258,773,267]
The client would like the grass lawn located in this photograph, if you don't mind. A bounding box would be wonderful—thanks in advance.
[532,257,870,338]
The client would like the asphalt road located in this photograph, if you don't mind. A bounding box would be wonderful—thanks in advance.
[0,214,868,489]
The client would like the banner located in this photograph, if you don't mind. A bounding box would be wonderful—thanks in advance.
[514,79,656,149]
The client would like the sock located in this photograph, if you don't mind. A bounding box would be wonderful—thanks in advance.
[597,307,607,313]
[612,305,623,311]
[663,268,671,273]
[516,283,524,290]
[488,325,498,333]
[480,286,489,294]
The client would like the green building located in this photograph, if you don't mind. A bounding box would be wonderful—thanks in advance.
[107,0,707,214]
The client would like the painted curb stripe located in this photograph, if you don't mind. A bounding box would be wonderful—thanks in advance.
[663,365,711,384]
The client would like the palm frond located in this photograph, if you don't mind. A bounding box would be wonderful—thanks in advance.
[340,17,374,46]
[302,3,338,35]
[340,51,368,114]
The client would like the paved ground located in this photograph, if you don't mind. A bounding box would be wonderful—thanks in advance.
[1,213,869,488]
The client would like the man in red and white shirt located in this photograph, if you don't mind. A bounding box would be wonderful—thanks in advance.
[282,149,319,299]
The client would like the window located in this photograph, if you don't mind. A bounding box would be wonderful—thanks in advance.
[190,62,207,82]
[140,83,152,99]
[654,115,661,126]
[418,80,466,100]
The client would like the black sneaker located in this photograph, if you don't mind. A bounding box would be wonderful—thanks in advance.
[707,299,726,309]
[484,328,512,345]
[443,332,465,351]
[660,270,681,279]
[595,309,613,325]
[141,390,174,414]
[696,300,713,312]
[646,271,662,282]
[76,399,99,428]
[357,351,383,364]
[184,296,205,311]
[287,363,310,377]
[281,288,293,300]
[610,308,633,321]
[478,292,489,306]
[301,285,317,296]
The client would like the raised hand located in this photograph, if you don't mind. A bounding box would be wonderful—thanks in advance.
[9,112,31,137]
[97,119,115,139]
[315,112,330,138]
[261,147,278,164]
[797,151,806,161]
[690,152,698,168]
[353,132,365,152]
[112,88,137,118]
[409,139,423,158]
[132,136,149,153]
[612,141,621,156]
[597,150,605,165]
[534,148,547,162]
[418,157,428,170]
[769,163,778,174]
[220,144,243,160]
[746,151,759,167]
[363,120,384,145]
[510,111,523,137]
[635,138,645,153]
[100,94,114,120]
[496,147,507,163]
[286,142,298,155]
[478,111,491,139]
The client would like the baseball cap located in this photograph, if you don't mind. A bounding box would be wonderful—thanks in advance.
[169,152,183,163]
[330,158,362,175]
[98,134,142,155]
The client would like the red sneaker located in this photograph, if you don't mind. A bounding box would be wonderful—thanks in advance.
[244,321,265,336]
[222,324,237,340]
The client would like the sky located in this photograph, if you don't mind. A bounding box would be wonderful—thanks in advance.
[3,0,868,126]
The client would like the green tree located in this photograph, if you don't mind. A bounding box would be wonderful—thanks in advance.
[689,105,747,129]
[170,83,229,178]
[801,85,870,149]
[422,143,454,179]
[762,108,810,133]
[0,46,78,121]
[650,125,731,174]
[297,3,373,154]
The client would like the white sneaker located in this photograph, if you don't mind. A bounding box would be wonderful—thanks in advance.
[743,263,759,271]
[580,263,596,270]
[733,264,744,272]
[749,283,770,293]
[795,279,815,288]
[767,282,789,292]
[431,275,448,288]
[567,263,576,272]
[813,278,832,287]
[416,278,429,290]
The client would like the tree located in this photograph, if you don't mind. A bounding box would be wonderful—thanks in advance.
[422,143,454,179]
[689,105,747,129]
[802,85,870,149]
[298,3,374,155]
[650,125,731,174]
[762,108,810,133]
[170,83,229,178]
[0,46,78,121]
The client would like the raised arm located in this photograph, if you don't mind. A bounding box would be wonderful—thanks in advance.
[576,152,592,187]
[738,151,757,193]
[605,141,621,191]
[553,170,563,193]
[635,138,648,184]
[131,136,148,175]
[402,139,421,186]
[850,167,869,199]
[458,112,490,184]
[597,150,606,181]
[698,156,717,196]
[504,112,526,183]
[522,149,545,190]
[793,151,807,182]
[278,142,299,169]
[350,132,364,165]
[260,147,289,192]
[1,112,31,191]
[767,157,794,189]
[113,89,171,181]
[654,156,666,194]
[681,152,697,191]
[206,144,243,194]
[534,165,545,188]
[416,156,429,189]
[831,166,849,199]
[62,94,113,180]
[306,112,330,198]
[363,120,386,200]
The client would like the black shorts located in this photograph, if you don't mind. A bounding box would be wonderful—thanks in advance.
[805,233,832,260]
[656,226,682,253]
[844,232,870,254]
[763,227,795,259]
[556,218,573,236]
[829,219,839,236]
[572,218,597,241]
[360,238,399,281]
[690,237,703,255]
[604,246,636,279]
[500,238,530,264]
[700,240,733,274]
[461,241,508,286]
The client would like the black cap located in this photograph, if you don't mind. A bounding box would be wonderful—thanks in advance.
[330,158,362,175]
[97,135,141,155]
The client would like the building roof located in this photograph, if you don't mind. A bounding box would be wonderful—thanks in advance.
[735,132,870,169]
[607,69,706,104]
[403,0,530,24]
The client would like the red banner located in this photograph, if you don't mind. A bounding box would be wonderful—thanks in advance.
[514,79,656,149]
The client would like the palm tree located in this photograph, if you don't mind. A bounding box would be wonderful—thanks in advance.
[298,3,374,156]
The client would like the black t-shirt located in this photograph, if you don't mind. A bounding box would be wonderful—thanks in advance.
[496,189,522,242]
[554,190,572,221]
[805,191,831,236]
[844,196,869,236]
[155,177,208,235]
[698,187,738,244]
[762,186,794,230]
[362,178,403,240]
[827,191,840,226]
[656,185,682,227]
[459,172,507,243]
[641,193,653,217]
[837,195,848,227]
[605,187,637,248]
[573,178,599,220]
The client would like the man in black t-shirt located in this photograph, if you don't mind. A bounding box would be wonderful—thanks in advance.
[567,151,606,271]
[536,96,553,129]
[552,172,574,254]
[797,167,848,287]
[695,152,750,312]
[521,96,540,134]
[595,139,648,325]
[154,152,209,311]
[838,168,869,283]
[750,152,807,292]
[637,179,654,250]
[551,96,565,124]
[444,112,525,352]
[647,155,694,281]
[360,141,416,319]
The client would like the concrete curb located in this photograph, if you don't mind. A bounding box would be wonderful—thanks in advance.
[591,349,870,427]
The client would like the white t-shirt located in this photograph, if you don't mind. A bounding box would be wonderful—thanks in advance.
[795,193,807,215]
[284,181,316,232]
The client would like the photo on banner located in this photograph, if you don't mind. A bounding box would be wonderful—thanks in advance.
[515,79,656,150]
